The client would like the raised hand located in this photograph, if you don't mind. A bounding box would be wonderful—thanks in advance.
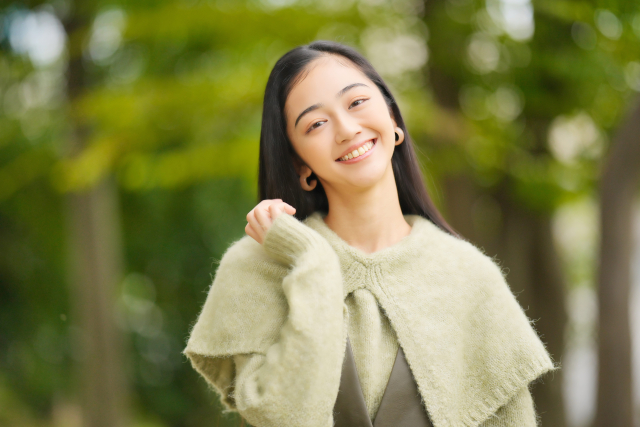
[245,199,296,244]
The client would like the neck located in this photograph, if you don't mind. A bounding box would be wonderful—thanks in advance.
[322,166,412,254]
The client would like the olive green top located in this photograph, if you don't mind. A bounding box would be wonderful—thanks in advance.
[184,212,556,427]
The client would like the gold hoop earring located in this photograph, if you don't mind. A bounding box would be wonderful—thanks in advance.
[300,173,317,191]
[394,127,405,145]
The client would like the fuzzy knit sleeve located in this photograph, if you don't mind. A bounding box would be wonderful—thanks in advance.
[184,213,345,427]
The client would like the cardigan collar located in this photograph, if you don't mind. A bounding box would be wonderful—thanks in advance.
[303,211,427,264]
[303,211,431,298]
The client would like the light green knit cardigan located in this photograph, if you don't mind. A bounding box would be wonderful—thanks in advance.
[184,212,557,427]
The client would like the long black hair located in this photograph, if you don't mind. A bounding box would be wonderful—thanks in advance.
[258,40,457,236]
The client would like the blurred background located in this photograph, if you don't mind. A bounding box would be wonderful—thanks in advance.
[0,0,639,426]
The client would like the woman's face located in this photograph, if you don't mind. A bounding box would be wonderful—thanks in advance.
[284,55,401,194]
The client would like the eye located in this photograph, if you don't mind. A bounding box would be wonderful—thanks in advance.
[306,120,326,134]
[349,98,368,108]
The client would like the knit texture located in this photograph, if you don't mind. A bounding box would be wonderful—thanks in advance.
[345,288,399,420]
[184,212,557,427]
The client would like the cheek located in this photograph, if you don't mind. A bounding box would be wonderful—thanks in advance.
[365,103,393,128]
[295,137,333,171]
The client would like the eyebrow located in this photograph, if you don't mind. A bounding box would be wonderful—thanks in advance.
[294,82,370,128]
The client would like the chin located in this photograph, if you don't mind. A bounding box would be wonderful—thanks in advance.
[348,171,387,189]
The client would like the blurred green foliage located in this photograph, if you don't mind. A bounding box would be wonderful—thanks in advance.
[0,0,639,426]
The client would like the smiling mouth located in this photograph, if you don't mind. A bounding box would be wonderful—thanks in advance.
[336,139,377,162]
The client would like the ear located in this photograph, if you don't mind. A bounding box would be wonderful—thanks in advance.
[389,108,404,145]
[394,127,405,146]
[291,154,305,176]
[298,164,313,178]
[391,117,405,146]
[292,155,313,178]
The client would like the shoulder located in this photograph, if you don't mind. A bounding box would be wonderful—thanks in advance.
[218,234,269,267]
[414,217,506,286]
[202,235,290,317]
[215,234,289,282]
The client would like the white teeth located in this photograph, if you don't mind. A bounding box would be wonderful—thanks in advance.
[339,140,374,161]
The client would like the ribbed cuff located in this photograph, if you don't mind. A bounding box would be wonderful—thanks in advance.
[263,213,327,265]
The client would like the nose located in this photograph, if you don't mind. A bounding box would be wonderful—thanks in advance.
[334,110,362,144]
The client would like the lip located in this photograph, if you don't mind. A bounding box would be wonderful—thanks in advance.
[335,138,377,162]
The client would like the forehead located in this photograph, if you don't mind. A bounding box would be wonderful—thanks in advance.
[285,55,371,113]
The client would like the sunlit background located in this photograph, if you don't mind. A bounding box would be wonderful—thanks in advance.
[1,0,640,426]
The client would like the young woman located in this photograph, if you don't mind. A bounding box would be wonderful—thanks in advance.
[184,41,556,427]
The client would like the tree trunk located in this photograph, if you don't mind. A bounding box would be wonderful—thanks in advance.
[594,99,640,427]
[66,179,128,427]
[63,14,129,427]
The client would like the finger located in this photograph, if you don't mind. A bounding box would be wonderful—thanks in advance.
[254,200,272,212]
[254,200,291,220]
[246,210,265,242]
[245,223,262,244]
[256,199,278,216]
[257,198,282,209]
[254,206,273,231]
[264,200,295,215]
[269,203,285,221]
[274,202,296,217]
